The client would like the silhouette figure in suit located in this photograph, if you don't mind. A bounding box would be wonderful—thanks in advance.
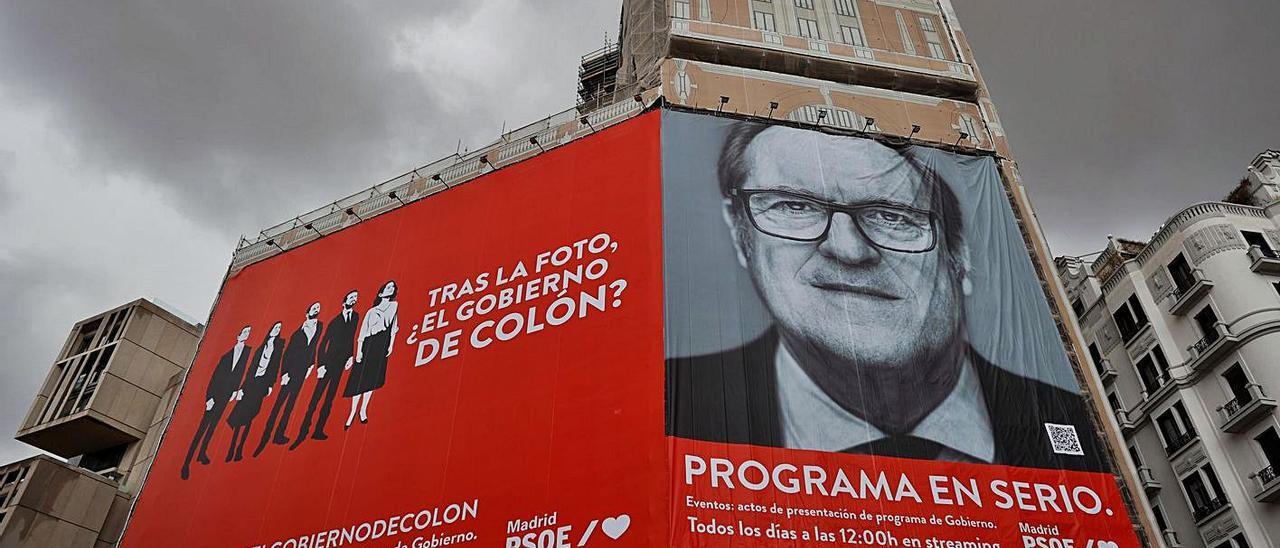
[226,322,283,462]
[254,303,322,456]
[181,325,251,480]
[292,290,359,449]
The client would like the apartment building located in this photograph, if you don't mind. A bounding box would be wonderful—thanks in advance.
[1057,150,1280,548]
[0,299,200,547]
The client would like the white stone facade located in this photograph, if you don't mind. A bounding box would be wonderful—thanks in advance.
[1057,150,1280,548]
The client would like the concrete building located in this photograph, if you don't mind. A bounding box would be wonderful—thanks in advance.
[1057,150,1280,548]
[0,299,201,547]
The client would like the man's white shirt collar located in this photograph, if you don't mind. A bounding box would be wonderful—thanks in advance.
[775,341,995,463]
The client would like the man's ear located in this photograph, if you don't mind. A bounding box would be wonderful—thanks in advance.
[721,198,749,269]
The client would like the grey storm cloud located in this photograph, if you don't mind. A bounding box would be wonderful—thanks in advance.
[0,0,619,463]
[0,150,13,212]
[958,0,1280,256]
[0,0,617,235]
[0,250,114,463]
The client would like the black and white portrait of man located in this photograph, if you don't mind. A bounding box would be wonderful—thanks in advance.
[663,113,1104,472]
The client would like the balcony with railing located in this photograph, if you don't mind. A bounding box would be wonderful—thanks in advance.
[1095,359,1117,384]
[1191,496,1229,525]
[1137,466,1161,495]
[1163,429,1198,457]
[1167,269,1214,316]
[1139,373,1174,404]
[1161,530,1184,548]
[1115,409,1140,436]
[1185,322,1239,374]
[1252,465,1280,502]
[1216,384,1277,433]
[1247,245,1280,274]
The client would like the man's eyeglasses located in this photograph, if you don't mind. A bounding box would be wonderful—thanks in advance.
[731,188,937,253]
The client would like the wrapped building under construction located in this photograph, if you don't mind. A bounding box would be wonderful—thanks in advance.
[0,2,1160,547]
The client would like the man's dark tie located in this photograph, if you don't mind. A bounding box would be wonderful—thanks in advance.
[844,435,944,460]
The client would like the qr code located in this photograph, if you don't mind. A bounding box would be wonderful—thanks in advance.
[1045,423,1084,456]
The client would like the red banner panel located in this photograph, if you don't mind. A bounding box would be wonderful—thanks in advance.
[122,111,667,547]
[672,438,1135,547]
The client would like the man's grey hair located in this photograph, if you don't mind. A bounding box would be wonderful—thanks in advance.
[717,121,969,277]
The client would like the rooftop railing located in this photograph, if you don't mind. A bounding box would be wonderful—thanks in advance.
[1096,201,1266,296]
[231,91,648,272]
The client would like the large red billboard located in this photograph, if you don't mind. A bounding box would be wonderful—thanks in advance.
[123,112,667,547]
[123,109,1140,547]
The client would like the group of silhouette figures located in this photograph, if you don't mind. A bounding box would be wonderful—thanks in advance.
[181,281,400,480]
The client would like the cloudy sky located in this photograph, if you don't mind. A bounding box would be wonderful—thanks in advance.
[0,1,1276,463]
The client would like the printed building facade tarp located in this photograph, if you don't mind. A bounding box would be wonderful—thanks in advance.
[121,110,1139,548]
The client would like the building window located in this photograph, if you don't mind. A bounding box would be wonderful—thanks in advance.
[1168,253,1196,294]
[1242,230,1276,257]
[1156,402,1196,454]
[753,11,776,32]
[794,0,814,9]
[78,444,127,474]
[927,42,946,59]
[796,17,821,39]
[1087,342,1105,375]
[834,0,856,16]
[1151,503,1170,532]
[1221,364,1255,414]
[1254,426,1280,465]
[1192,305,1221,348]
[1215,533,1251,548]
[754,12,776,33]
[672,0,690,19]
[918,16,937,32]
[1127,445,1144,468]
[839,25,865,46]
[894,10,916,55]
[1106,391,1124,418]
[958,114,979,141]
[1135,346,1171,394]
[1181,464,1227,522]
[1111,294,1149,343]
[70,318,102,356]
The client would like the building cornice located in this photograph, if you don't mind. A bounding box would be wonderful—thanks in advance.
[1098,201,1268,297]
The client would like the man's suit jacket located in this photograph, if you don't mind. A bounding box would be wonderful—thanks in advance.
[206,344,251,412]
[281,322,322,389]
[665,330,1107,472]
[319,310,359,369]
